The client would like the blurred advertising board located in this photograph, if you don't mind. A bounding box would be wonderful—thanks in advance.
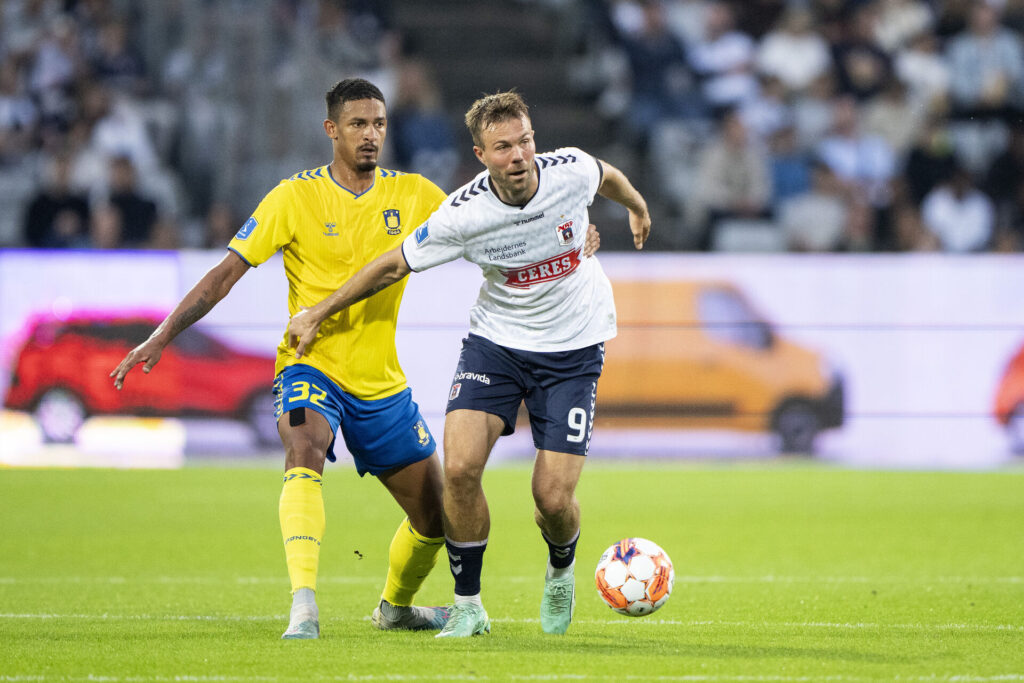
[1,249,1022,468]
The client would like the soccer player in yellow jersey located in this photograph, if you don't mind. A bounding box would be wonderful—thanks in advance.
[109,79,452,639]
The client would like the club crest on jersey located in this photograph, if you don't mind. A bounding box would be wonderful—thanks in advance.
[499,249,582,288]
[556,220,574,246]
[235,216,258,240]
[382,209,401,235]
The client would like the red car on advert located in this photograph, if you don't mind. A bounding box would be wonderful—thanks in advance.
[4,313,278,444]
[994,340,1024,454]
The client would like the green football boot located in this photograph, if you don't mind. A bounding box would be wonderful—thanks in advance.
[540,569,576,634]
[434,602,490,638]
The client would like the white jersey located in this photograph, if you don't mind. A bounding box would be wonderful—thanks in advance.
[401,147,617,352]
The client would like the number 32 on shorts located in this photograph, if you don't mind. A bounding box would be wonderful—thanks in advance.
[567,406,589,443]
[288,380,327,408]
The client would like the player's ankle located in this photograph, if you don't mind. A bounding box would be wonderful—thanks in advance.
[546,559,575,580]
[454,594,483,607]
[379,599,410,619]
[292,587,316,607]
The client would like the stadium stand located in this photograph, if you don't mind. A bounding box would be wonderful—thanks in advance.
[1,0,1022,253]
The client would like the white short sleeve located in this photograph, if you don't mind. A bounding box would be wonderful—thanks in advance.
[557,147,603,206]
[401,208,464,272]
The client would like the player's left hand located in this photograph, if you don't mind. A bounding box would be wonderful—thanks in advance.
[287,309,322,359]
[584,223,601,257]
[629,209,651,250]
[109,337,165,390]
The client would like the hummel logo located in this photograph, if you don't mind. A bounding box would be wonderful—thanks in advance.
[450,563,463,575]
[449,553,462,575]
[553,548,571,558]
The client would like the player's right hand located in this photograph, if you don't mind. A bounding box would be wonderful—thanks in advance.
[584,223,601,257]
[109,340,164,390]
[630,209,651,250]
[287,309,322,359]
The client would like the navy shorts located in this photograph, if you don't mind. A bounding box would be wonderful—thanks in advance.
[274,364,436,476]
[446,334,605,456]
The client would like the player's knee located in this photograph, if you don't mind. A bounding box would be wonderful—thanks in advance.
[533,485,574,520]
[443,456,484,493]
[284,437,327,471]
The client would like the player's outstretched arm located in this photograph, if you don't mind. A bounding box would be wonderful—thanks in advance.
[596,161,651,250]
[109,251,250,389]
[287,245,411,359]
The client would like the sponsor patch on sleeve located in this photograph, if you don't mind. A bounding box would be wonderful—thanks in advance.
[414,222,430,245]
[235,216,258,240]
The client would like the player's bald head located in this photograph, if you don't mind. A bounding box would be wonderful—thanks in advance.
[326,79,385,122]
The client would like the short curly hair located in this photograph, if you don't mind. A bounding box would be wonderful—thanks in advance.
[464,90,530,147]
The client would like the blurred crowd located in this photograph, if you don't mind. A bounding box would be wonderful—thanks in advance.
[568,0,1024,251]
[2,0,1023,253]
[0,0,455,250]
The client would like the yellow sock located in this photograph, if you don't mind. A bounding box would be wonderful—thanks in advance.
[279,467,325,594]
[381,517,444,606]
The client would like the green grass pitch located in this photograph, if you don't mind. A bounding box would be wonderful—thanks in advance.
[1,461,1022,681]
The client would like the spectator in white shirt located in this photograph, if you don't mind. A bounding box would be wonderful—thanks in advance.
[895,31,952,110]
[816,96,897,209]
[756,8,832,94]
[688,1,758,109]
[874,0,935,53]
[921,166,995,252]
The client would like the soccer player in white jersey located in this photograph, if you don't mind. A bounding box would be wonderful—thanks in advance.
[286,91,650,638]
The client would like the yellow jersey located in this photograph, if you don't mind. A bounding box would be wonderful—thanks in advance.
[229,165,446,400]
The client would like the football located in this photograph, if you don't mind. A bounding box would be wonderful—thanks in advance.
[594,537,675,616]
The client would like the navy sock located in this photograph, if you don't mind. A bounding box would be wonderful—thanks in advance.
[544,528,579,570]
[446,538,487,596]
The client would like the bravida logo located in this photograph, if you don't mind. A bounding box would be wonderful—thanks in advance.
[499,249,582,288]
[453,372,491,385]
